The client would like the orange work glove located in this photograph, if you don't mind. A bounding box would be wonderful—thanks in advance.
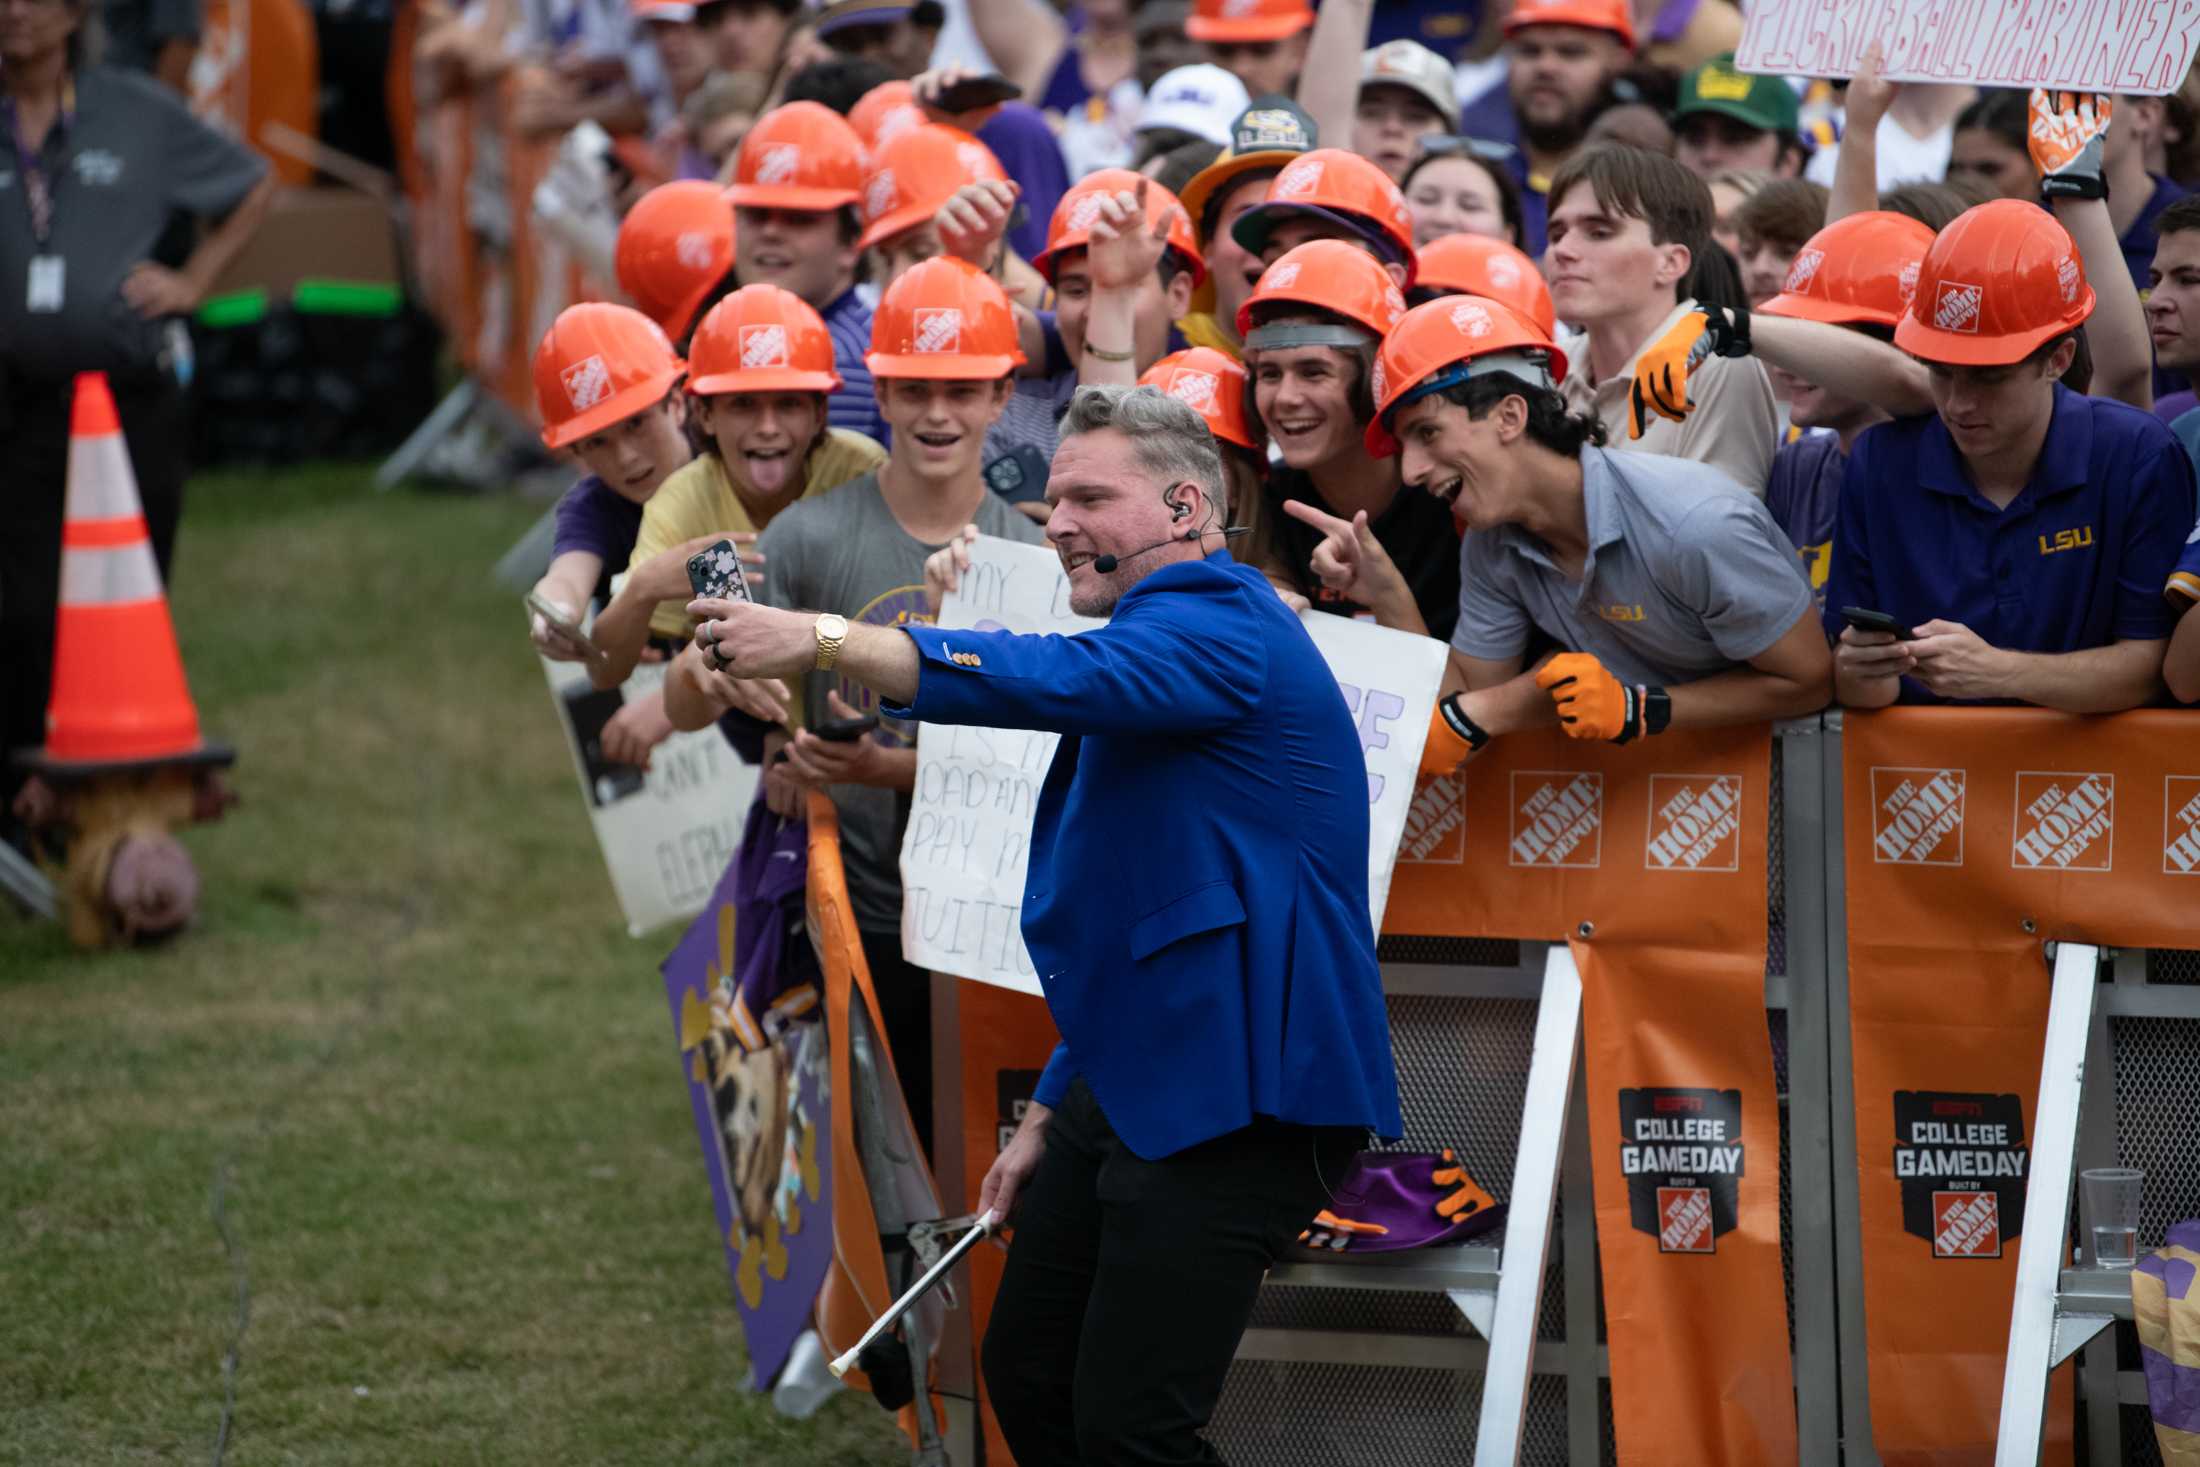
[2030,89,2110,199]
[1627,305,1751,439]
[1536,652,1656,743]
[1420,693,1490,777]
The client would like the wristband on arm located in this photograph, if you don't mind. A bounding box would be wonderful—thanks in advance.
[1421,693,1491,777]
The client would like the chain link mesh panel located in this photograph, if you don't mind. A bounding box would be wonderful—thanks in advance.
[1379,935,1527,967]
[1208,1361,1589,1466]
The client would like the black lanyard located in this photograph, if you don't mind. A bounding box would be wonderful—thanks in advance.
[4,79,75,250]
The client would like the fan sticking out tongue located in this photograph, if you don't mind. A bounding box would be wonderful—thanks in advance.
[744,449,793,493]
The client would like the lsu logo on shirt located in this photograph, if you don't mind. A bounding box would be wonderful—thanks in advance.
[2038,525,2095,556]
[1595,603,1646,622]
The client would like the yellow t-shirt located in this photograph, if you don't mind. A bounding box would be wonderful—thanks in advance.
[628,428,886,638]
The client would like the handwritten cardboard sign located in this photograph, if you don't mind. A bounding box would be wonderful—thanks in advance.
[1735,0,2200,95]
[898,537,1444,994]
[539,653,762,936]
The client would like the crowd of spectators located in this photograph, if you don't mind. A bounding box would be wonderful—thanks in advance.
[475,0,2200,1142]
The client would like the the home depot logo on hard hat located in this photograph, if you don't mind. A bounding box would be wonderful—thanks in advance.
[562,355,613,412]
[1163,367,1218,412]
[1222,0,1259,15]
[2057,254,2081,303]
[740,324,790,369]
[1644,774,1743,872]
[1066,192,1108,234]
[757,144,801,185]
[1898,260,1921,303]
[1508,771,1602,868]
[866,170,898,223]
[1449,300,1494,337]
[914,308,963,354]
[677,231,716,270]
[878,104,922,142]
[1264,260,1301,291]
[1274,159,1323,198]
[2010,771,2114,871]
[1934,281,1983,333]
[1785,247,1824,294]
[1484,252,1522,289]
[1870,766,1967,865]
[1368,354,1386,405]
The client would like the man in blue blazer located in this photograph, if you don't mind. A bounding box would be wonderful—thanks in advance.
[694,383,1401,1463]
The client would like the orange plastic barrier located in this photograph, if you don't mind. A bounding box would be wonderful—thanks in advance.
[1838,707,2200,1465]
[400,62,626,431]
[193,0,319,186]
[1391,727,1798,1467]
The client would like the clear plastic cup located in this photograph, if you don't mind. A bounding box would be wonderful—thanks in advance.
[2081,1167,2144,1269]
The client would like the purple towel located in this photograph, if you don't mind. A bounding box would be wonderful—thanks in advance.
[731,792,820,1046]
[1300,1149,1507,1253]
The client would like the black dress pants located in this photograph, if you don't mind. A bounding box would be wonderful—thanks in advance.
[982,1077,1362,1465]
[1,371,188,787]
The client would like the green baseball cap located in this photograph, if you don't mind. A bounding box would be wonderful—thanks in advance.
[1673,53,1799,135]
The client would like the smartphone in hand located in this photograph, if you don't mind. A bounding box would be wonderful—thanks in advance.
[687,539,753,604]
[1839,606,1913,641]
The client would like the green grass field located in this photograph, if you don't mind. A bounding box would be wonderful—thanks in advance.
[0,465,905,1465]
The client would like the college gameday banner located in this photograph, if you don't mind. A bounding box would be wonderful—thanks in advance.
[1390,728,1796,1466]
[1840,708,2200,1464]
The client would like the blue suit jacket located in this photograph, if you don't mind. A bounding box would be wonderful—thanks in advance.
[888,552,1403,1159]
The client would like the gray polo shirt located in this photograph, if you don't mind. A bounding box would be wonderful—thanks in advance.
[0,66,267,380]
[1452,446,1813,686]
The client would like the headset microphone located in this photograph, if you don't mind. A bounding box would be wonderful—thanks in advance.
[1092,526,1251,573]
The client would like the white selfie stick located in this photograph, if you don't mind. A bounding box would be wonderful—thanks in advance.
[828,1209,1000,1379]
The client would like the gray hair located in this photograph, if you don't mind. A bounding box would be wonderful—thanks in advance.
[1059,385,1228,528]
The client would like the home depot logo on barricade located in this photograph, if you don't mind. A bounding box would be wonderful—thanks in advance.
[1644,774,1743,872]
[1618,1088,1744,1255]
[2165,777,2200,875]
[1870,766,1966,865]
[1508,771,1601,868]
[1892,1091,2028,1259]
[1400,772,1466,864]
[2011,771,2114,870]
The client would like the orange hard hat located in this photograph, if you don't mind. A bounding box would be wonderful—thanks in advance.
[860,124,1007,250]
[534,303,685,449]
[687,284,842,395]
[1186,0,1312,43]
[1230,148,1418,285]
[1237,238,1408,339]
[1141,347,1258,451]
[1414,233,1555,338]
[614,180,737,341]
[1031,168,1208,287]
[728,101,866,212]
[1503,0,1635,48]
[867,256,1027,379]
[1760,211,1936,331]
[1364,294,1569,458]
[850,80,925,149]
[1894,200,2095,366]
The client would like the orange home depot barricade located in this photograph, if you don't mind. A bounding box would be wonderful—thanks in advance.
[805,795,954,1456]
[1838,708,2200,1466]
[1387,726,1799,1467]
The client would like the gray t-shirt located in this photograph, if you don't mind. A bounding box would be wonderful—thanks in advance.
[0,67,267,379]
[759,474,1046,934]
[1451,446,1813,686]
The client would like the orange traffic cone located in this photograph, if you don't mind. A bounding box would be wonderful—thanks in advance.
[31,373,222,770]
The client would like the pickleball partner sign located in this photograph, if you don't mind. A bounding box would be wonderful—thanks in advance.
[1736,0,2200,95]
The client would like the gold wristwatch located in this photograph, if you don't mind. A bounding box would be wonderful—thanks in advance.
[813,613,849,670]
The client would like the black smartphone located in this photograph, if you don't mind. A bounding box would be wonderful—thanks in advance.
[934,72,1021,112]
[686,538,752,604]
[1839,606,1913,641]
[805,681,880,747]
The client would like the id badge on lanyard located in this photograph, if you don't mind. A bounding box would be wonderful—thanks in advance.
[7,81,73,315]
